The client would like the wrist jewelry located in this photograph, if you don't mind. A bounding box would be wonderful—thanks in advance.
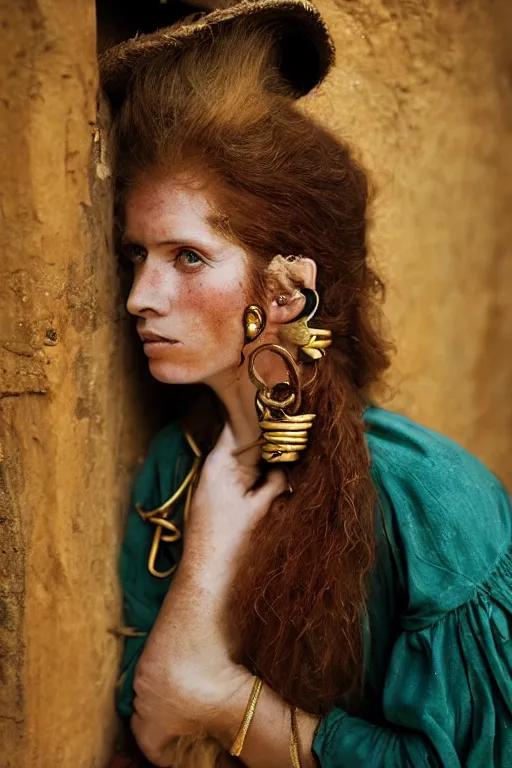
[290,705,302,768]
[230,676,263,757]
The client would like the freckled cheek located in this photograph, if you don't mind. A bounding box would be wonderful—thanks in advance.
[179,279,246,350]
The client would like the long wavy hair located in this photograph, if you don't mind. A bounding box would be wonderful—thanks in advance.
[110,18,391,761]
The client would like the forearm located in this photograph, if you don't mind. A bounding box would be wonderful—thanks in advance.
[134,559,321,766]
[210,668,320,768]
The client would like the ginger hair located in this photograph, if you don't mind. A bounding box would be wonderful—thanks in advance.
[110,18,391,729]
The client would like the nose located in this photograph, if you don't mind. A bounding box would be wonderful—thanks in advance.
[126,259,167,318]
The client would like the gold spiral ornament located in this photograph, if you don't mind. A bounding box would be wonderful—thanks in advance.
[136,430,202,577]
[248,343,316,464]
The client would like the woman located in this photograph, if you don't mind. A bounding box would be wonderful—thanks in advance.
[102,7,512,768]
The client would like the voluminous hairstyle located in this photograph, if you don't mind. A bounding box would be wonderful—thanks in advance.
[111,14,391,732]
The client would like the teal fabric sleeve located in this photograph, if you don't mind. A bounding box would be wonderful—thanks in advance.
[116,422,192,717]
[313,408,512,767]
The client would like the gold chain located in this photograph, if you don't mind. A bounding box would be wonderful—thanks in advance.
[136,429,202,578]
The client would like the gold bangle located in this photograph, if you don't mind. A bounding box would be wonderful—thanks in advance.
[290,705,302,768]
[229,676,263,757]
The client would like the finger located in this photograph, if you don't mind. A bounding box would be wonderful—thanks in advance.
[214,421,236,453]
[208,422,263,491]
[252,469,288,506]
[131,714,172,767]
[206,422,238,469]
[214,422,258,471]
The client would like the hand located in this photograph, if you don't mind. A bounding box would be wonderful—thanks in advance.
[182,422,288,595]
[131,423,287,761]
[131,664,253,767]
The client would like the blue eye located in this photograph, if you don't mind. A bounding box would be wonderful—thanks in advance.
[178,249,202,268]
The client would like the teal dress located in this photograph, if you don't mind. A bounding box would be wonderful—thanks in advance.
[117,407,512,766]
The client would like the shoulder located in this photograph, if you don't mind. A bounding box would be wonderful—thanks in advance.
[364,405,506,502]
[364,406,512,626]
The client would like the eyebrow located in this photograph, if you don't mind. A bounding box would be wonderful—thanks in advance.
[121,235,211,249]
[157,238,194,247]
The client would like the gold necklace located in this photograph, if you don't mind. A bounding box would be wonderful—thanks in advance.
[136,429,202,578]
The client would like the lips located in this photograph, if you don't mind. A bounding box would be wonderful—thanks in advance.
[139,332,179,358]
[139,331,175,343]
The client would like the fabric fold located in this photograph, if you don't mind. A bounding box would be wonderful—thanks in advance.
[314,546,512,767]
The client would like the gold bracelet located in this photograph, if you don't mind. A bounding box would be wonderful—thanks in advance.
[290,705,302,768]
[229,676,263,757]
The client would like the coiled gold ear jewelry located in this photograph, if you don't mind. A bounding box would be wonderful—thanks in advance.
[248,343,316,463]
[281,288,332,361]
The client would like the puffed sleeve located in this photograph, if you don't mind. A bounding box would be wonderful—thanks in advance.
[116,422,191,717]
[313,408,512,767]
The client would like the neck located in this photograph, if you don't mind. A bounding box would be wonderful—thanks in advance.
[206,363,261,452]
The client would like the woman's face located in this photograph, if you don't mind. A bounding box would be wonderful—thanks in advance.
[122,176,251,385]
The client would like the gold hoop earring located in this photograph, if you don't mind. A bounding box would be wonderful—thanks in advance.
[243,304,266,345]
[248,343,316,464]
[281,288,332,361]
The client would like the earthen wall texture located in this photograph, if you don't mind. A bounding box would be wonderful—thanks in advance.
[1,0,511,766]
[307,0,512,487]
[0,1,153,766]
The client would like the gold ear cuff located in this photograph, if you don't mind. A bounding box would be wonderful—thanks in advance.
[281,288,332,360]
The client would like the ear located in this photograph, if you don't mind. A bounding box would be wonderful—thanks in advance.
[267,256,318,325]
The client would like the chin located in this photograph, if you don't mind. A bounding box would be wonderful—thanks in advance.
[148,359,203,385]
[147,353,240,385]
